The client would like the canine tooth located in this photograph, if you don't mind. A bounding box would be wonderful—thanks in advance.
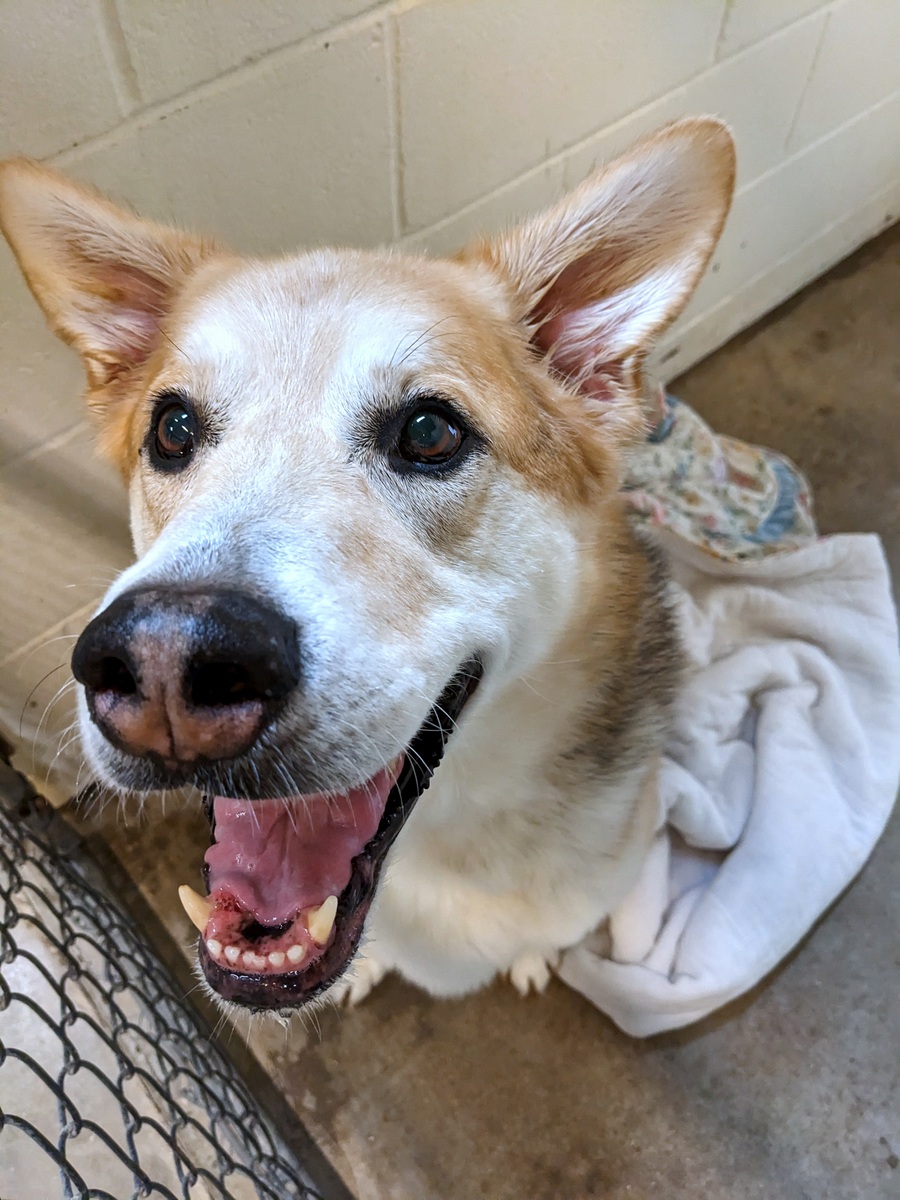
[206,939,222,957]
[224,945,240,965]
[268,951,285,967]
[307,895,338,945]
[178,884,212,933]
[286,944,305,965]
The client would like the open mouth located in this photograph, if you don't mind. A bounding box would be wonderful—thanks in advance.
[181,658,482,1009]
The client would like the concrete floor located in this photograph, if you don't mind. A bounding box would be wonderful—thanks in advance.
[81,224,900,1200]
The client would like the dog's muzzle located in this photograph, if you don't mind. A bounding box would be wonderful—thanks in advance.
[73,583,484,1012]
[71,586,301,771]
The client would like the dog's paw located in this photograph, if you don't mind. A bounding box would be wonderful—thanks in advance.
[508,951,558,997]
[330,954,388,1007]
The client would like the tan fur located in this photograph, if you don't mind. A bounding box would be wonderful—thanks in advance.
[0,119,734,1004]
[0,158,223,475]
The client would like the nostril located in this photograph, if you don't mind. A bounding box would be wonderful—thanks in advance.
[188,660,261,709]
[91,655,138,697]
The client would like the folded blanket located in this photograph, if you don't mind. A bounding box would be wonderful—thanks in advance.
[558,394,900,1036]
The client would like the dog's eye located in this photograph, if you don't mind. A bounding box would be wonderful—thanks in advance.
[151,397,198,468]
[397,406,464,467]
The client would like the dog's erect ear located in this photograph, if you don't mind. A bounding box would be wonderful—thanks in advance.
[462,118,735,438]
[0,159,221,389]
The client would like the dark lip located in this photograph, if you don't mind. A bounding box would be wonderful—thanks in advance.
[197,657,483,1010]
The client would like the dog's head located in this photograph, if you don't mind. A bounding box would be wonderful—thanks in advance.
[0,119,734,1010]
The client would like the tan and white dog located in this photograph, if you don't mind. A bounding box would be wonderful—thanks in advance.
[0,119,734,1011]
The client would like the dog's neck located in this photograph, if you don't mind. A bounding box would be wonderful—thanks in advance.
[412,509,678,831]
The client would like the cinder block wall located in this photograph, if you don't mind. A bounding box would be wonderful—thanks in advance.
[1,0,898,793]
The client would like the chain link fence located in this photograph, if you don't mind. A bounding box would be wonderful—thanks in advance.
[0,740,351,1200]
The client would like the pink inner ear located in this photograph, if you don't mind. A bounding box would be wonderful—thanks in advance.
[87,259,167,369]
[533,309,623,404]
[528,247,642,405]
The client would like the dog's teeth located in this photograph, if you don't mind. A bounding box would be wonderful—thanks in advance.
[206,938,222,957]
[178,884,212,933]
[268,951,285,967]
[224,945,240,965]
[243,950,267,970]
[286,943,305,965]
[307,895,338,945]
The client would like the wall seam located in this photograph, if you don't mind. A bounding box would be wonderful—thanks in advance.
[1,421,89,474]
[660,173,900,379]
[399,49,898,252]
[50,2,394,167]
[737,87,900,200]
[783,3,834,150]
[712,0,732,61]
[385,13,406,239]
[395,4,837,240]
[715,0,834,63]
[18,420,87,463]
[92,0,142,114]
[0,599,103,674]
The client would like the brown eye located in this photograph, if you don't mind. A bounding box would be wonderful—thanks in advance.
[151,397,198,468]
[397,407,463,466]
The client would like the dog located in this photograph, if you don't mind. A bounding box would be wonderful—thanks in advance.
[0,118,735,1012]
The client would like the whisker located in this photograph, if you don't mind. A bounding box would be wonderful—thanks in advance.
[18,664,70,737]
[389,314,459,370]
[34,676,77,744]
[159,326,190,361]
[14,632,81,668]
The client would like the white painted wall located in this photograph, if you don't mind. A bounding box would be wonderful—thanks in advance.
[1,0,898,793]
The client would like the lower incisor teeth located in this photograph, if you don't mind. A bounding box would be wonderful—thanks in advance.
[268,951,285,967]
[206,939,222,957]
[224,946,240,965]
[286,944,305,965]
[307,895,338,945]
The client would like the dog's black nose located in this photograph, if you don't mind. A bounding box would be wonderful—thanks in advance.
[72,587,300,766]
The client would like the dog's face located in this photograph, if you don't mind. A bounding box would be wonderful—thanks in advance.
[0,119,734,1010]
[79,250,602,797]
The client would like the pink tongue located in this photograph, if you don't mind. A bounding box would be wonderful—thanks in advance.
[204,760,401,926]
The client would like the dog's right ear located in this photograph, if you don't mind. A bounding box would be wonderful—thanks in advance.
[0,159,221,391]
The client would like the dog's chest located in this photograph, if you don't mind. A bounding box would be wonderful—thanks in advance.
[368,681,656,992]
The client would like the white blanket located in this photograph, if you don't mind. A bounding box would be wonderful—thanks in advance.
[558,531,900,1037]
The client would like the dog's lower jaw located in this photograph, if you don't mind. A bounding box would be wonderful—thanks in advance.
[205,753,660,1013]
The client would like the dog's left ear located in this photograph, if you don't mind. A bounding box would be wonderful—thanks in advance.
[461,118,735,439]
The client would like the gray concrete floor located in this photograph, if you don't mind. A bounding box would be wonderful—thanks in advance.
[82,225,900,1200]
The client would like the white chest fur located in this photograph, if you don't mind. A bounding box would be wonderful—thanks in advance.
[365,675,658,997]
